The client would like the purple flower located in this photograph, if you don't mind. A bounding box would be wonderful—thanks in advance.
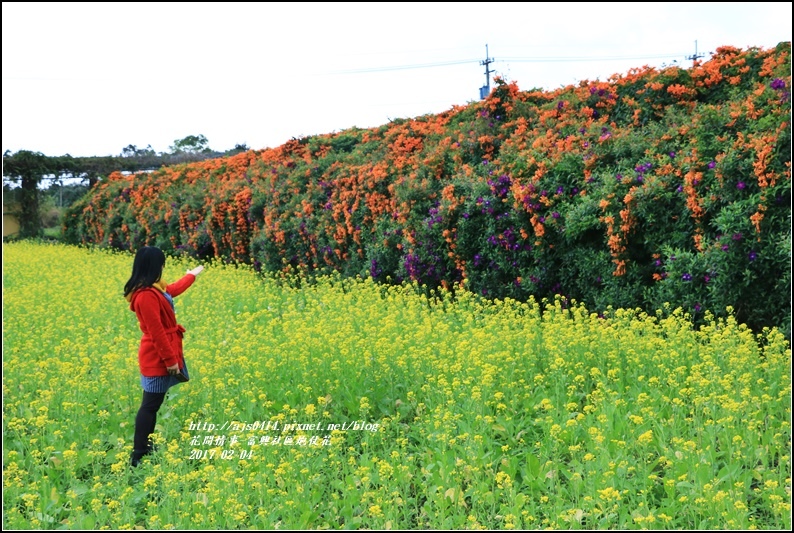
[703,275,710,283]
[677,185,684,193]
[482,160,489,165]
[462,212,470,219]
[682,273,692,281]
[557,101,565,110]
[722,244,730,252]
[590,86,597,95]
[748,251,757,261]
[370,259,382,278]
[736,181,746,190]
[770,78,786,90]
[694,303,702,312]
[669,151,676,159]
[552,212,560,219]
[556,186,564,195]
[732,233,743,241]
[708,160,716,169]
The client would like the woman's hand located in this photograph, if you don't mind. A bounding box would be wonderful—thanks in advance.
[166,363,180,375]
[187,265,204,277]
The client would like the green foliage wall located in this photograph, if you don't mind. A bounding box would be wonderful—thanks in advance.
[64,44,792,335]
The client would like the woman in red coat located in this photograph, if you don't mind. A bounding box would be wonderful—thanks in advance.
[123,246,204,467]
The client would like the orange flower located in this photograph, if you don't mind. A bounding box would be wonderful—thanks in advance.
[612,259,626,277]
[750,209,765,234]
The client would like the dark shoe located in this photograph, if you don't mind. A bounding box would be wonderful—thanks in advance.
[130,448,150,467]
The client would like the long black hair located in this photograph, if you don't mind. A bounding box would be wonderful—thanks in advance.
[124,246,166,297]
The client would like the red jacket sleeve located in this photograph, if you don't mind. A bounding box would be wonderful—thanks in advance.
[135,290,179,367]
[166,273,196,298]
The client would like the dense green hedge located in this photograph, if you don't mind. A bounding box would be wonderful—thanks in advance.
[64,43,792,335]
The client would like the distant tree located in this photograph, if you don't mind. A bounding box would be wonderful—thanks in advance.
[224,143,250,156]
[121,144,138,158]
[43,181,90,208]
[169,134,210,154]
[121,144,156,158]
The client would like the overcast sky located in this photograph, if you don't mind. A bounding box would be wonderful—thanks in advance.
[2,2,791,158]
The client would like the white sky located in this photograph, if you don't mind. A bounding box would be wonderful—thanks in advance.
[2,2,792,158]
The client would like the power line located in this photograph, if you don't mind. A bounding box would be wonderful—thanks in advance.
[7,51,699,81]
[326,59,479,75]
[323,50,692,76]
[497,53,689,63]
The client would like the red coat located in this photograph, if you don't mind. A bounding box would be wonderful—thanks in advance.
[128,274,195,376]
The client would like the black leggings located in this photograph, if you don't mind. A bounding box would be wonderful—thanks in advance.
[134,391,166,452]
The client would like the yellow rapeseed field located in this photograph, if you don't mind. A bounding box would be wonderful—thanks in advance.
[3,241,791,529]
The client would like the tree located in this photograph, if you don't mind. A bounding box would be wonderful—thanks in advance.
[121,144,156,158]
[224,143,250,156]
[169,134,210,154]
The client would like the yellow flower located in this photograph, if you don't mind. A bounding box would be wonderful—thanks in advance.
[637,430,653,445]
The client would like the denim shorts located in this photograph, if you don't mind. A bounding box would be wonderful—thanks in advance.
[140,358,190,393]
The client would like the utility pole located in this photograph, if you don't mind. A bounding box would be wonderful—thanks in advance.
[686,40,704,66]
[479,44,495,100]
